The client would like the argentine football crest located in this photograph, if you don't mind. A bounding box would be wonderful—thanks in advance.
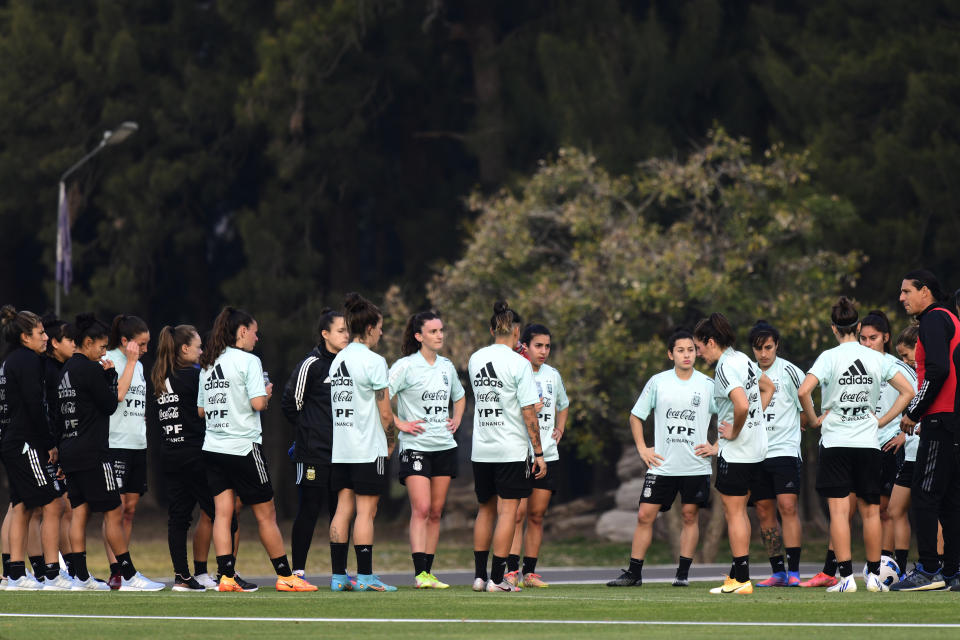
[442,372,449,386]
[691,393,701,408]
[413,459,422,471]
[546,382,553,395]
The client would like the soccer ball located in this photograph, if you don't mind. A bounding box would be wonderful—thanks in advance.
[864,556,901,587]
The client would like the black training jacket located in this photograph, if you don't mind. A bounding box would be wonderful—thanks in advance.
[281,344,336,464]
[149,366,205,457]
[58,353,119,473]
[44,356,67,445]
[0,347,54,454]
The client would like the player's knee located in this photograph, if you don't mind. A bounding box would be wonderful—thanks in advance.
[527,510,544,527]
[411,500,431,521]
[637,510,657,526]
[681,508,698,526]
[427,506,444,523]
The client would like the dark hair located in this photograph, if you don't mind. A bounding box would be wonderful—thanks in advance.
[693,312,736,349]
[520,323,551,346]
[152,325,199,396]
[1,305,41,357]
[316,308,345,343]
[401,311,441,357]
[108,314,149,350]
[748,320,780,351]
[74,313,110,345]
[344,292,381,338]
[896,324,919,348]
[860,309,892,352]
[904,269,946,301]
[954,288,960,311]
[200,306,255,368]
[667,329,694,352]
[831,296,859,335]
[490,300,521,336]
[41,313,75,355]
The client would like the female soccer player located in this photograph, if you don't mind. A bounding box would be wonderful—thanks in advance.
[859,311,917,576]
[469,301,545,593]
[151,324,215,592]
[506,323,568,588]
[389,311,466,589]
[0,306,70,590]
[199,307,316,592]
[104,315,149,588]
[693,312,773,595]
[282,308,350,578]
[328,293,397,592]
[606,330,717,588]
[798,297,914,593]
[887,324,920,574]
[59,313,162,591]
[749,321,806,588]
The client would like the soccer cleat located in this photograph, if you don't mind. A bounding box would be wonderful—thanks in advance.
[757,572,788,587]
[172,574,206,592]
[521,573,549,588]
[6,574,44,591]
[799,571,838,588]
[606,570,642,587]
[890,564,946,591]
[946,574,960,591]
[672,577,690,587]
[41,573,77,590]
[826,574,856,592]
[217,575,244,592]
[107,572,122,590]
[0,577,7,590]
[709,576,753,594]
[119,572,165,591]
[331,574,354,591]
[276,574,318,592]
[472,577,487,592]
[194,572,218,589]
[355,574,397,592]
[233,574,258,592]
[864,571,889,593]
[71,575,111,591]
[485,579,521,592]
[504,570,520,587]
[786,571,801,586]
[415,571,449,589]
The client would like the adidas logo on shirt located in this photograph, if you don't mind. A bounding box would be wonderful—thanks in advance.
[204,364,230,390]
[839,359,873,385]
[473,362,503,388]
[58,372,76,398]
[330,361,353,387]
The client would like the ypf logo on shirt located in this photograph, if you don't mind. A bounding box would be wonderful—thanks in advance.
[473,362,503,388]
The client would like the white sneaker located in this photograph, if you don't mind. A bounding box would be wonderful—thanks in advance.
[7,574,44,591]
[119,572,165,591]
[0,577,7,590]
[485,579,521,592]
[41,573,77,591]
[826,574,857,593]
[72,575,111,591]
[864,571,889,592]
[472,577,487,592]
[194,572,218,589]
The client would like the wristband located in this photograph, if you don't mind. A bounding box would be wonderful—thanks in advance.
[534,452,544,458]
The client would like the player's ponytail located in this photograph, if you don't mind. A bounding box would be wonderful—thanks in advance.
[152,325,198,396]
[0,305,41,358]
[344,293,381,338]
[693,312,736,349]
[490,301,521,337]
[201,307,255,368]
[831,297,859,336]
[108,314,149,350]
[401,311,441,357]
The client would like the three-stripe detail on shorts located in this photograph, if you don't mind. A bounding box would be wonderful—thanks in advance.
[26,447,47,486]
[252,443,269,484]
[102,462,117,491]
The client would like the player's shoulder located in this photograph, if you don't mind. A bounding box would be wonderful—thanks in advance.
[892,356,917,379]
[538,362,559,378]
[690,369,713,385]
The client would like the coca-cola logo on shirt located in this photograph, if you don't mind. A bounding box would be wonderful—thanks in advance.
[840,390,870,403]
[665,408,696,420]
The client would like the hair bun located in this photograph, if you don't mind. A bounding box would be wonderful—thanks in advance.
[493,300,509,315]
[75,313,96,332]
[0,305,17,325]
[344,292,364,312]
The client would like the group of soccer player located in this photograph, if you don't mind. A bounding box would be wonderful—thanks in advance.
[2,267,957,596]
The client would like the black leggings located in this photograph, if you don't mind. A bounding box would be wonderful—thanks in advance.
[165,453,217,577]
[291,484,339,572]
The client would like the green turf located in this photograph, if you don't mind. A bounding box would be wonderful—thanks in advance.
[0,582,956,639]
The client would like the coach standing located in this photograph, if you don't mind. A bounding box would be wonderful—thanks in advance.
[892,270,960,591]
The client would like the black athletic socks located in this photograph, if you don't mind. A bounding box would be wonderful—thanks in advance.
[355,545,373,575]
[109,561,120,577]
[823,549,838,576]
[895,549,908,573]
[628,558,644,578]
[217,554,236,579]
[733,556,750,583]
[44,562,59,580]
[474,550,489,580]
[116,552,137,580]
[2,553,9,577]
[882,549,894,559]
[491,555,508,584]
[522,556,538,576]
[769,555,786,574]
[28,555,44,578]
[838,560,853,578]
[507,554,520,573]
[425,553,435,573]
[330,542,348,575]
[271,555,293,577]
[70,552,89,581]
[866,560,880,575]
[676,556,692,580]
[785,547,801,573]
[194,560,207,576]
[412,552,427,575]
[7,561,25,580]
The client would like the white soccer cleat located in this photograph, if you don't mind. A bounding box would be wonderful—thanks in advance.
[41,573,77,590]
[119,572,165,591]
[194,572,218,589]
[826,574,857,593]
[864,571,889,592]
[485,579,521,592]
[472,577,487,592]
[6,574,44,591]
[71,575,111,591]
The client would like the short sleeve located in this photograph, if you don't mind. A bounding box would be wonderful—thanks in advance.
[715,360,746,399]
[807,352,831,385]
[630,377,656,419]
[197,371,206,410]
[708,380,720,414]
[554,371,569,411]
[785,363,804,411]
[515,360,540,408]
[245,355,267,399]
[369,354,389,391]
[388,359,408,397]
[882,356,899,382]
[448,361,465,402]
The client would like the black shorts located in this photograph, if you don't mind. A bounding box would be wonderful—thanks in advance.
[2,446,62,509]
[816,446,881,504]
[473,461,531,503]
[295,461,334,488]
[109,448,148,495]
[715,455,760,497]
[894,461,915,489]
[640,473,711,512]
[164,453,215,520]
[331,458,388,496]
[879,446,905,497]
[749,456,802,503]
[204,444,274,506]
[531,459,559,492]
[65,463,122,512]
[399,448,458,484]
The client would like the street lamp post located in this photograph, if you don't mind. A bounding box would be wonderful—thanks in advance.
[55,121,138,317]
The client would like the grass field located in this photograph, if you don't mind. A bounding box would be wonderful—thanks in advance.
[0,581,956,639]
